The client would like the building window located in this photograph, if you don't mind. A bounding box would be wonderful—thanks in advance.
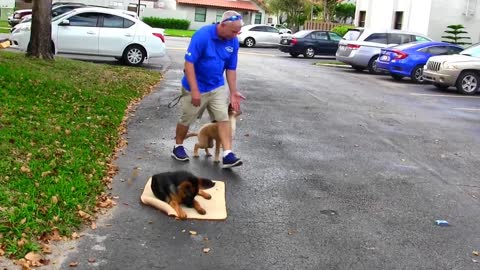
[195,7,206,22]
[358,11,366,27]
[254,13,262,24]
[267,17,272,23]
[216,10,223,23]
[394,11,403,30]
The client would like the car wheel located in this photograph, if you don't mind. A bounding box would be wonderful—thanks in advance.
[456,71,479,95]
[303,46,315,58]
[352,65,364,72]
[123,45,146,66]
[391,74,404,81]
[411,65,425,83]
[367,55,380,74]
[433,83,449,91]
[289,52,299,58]
[244,37,255,48]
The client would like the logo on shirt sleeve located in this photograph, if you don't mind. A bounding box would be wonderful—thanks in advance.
[225,46,234,53]
[186,51,192,56]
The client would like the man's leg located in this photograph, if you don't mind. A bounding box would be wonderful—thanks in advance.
[175,124,189,145]
[172,88,205,161]
[208,88,242,168]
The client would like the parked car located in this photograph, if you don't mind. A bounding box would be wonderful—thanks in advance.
[376,41,464,83]
[20,3,87,23]
[336,28,432,73]
[10,7,166,66]
[269,24,292,34]
[11,3,88,33]
[237,24,286,47]
[278,30,341,58]
[7,9,32,27]
[423,43,480,95]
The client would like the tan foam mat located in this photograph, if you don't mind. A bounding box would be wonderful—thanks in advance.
[140,177,227,220]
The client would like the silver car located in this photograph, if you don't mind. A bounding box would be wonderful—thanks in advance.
[423,43,480,95]
[237,24,285,48]
[336,28,432,73]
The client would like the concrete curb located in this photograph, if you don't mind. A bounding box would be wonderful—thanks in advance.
[315,63,351,68]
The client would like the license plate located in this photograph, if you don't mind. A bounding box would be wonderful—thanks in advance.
[379,55,390,61]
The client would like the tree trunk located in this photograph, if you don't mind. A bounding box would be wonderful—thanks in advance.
[27,0,53,60]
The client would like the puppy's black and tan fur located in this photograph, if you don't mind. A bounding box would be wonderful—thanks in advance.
[150,171,215,219]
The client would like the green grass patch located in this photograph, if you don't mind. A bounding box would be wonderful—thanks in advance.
[0,51,161,258]
[165,28,195,38]
[315,61,349,66]
[0,20,10,34]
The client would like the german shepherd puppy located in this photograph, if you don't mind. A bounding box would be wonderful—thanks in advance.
[150,171,215,219]
[186,104,241,162]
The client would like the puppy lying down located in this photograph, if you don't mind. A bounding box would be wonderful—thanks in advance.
[140,171,227,220]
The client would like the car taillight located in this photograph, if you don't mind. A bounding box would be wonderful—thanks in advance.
[153,33,165,43]
[291,38,297,45]
[347,44,361,50]
[393,50,408,60]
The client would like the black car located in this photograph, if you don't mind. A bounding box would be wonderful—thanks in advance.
[278,30,342,58]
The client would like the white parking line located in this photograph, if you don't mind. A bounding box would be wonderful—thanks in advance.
[453,107,480,111]
[410,93,480,99]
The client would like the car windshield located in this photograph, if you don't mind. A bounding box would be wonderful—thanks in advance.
[460,43,480,57]
[393,41,428,50]
[292,30,310,38]
[343,29,362,41]
[52,10,75,22]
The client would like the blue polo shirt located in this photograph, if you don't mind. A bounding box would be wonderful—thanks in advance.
[181,24,239,93]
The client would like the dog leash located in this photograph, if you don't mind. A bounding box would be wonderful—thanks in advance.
[167,94,182,108]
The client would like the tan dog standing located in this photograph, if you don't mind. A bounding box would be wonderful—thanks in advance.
[186,105,241,162]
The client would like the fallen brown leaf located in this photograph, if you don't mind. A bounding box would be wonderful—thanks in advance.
[20,165,31,173]
[41,243,52,254]
[202,247,211,253]
[25,252,44,267]
[91,222,97,230]
[69,261,79,267]
[189,231,197,235]
[88,257,96,263]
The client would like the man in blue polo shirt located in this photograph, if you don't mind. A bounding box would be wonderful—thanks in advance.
[171,10,245,168]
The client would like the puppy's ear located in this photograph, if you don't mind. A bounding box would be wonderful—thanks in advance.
[199,178,215,189]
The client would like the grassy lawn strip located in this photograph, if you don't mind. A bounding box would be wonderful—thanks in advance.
[0,51,161,259]
[0,20,10,34]
[164,28,195,38]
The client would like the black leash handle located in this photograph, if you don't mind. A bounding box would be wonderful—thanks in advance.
[167,94,182,108]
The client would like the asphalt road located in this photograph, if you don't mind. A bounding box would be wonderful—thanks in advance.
[3,37,480,270]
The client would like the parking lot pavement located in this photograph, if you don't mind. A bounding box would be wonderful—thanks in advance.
[51,37,480,270]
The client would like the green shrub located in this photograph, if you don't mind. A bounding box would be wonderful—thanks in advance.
[331,25,354,37]
[142,17,190,30]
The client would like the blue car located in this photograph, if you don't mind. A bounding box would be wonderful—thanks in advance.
[376,41,464,83]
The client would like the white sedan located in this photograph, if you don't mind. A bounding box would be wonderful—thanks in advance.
[10,7,166,66]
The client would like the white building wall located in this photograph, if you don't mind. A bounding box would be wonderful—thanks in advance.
[428,0,480,43]
[355,0,432,34]
[0,0,14,7]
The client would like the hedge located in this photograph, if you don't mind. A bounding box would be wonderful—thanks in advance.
[142,17,190,30]
[331,25,355,37]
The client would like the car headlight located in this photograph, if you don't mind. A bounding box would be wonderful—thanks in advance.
[442,61,457,70]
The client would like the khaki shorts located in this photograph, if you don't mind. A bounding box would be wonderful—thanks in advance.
[178,86,229,126]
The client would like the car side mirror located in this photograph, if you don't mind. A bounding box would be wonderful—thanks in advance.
[52,11,58,17]
[59,19,70,26]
